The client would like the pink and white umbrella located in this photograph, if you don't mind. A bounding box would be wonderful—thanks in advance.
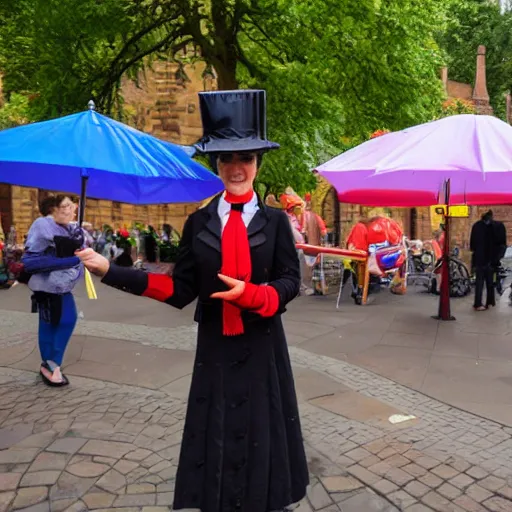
[316,114,512,207]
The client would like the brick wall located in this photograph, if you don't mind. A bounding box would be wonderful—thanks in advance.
[446,80,473,101]
[11,186,40,239]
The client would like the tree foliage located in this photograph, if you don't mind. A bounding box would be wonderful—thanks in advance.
[0,0,449,194]
[438,0,512,119]
[0,93,30,130]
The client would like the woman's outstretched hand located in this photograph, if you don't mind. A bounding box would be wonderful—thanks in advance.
[210,274,246,301]
[75,248,110,277]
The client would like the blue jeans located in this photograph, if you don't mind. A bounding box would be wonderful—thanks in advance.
[38,293,77,366]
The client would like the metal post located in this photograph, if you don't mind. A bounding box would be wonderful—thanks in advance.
[78,171,89,227]
[433,179,456,321]
[78,100,95,227]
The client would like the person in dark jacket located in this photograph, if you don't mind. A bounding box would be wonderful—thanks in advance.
[470,210,495,310]
[77,90,309,512]
[491,219,507,266]
[490,219,507,295]
[144,225,158,263]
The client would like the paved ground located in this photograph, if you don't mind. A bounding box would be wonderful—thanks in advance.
[2,280,512,511]
[4,278,512,425]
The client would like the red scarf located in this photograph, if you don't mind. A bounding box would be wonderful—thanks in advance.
[221,190,254,336]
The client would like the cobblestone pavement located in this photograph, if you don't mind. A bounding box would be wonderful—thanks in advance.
[0,368,394,512]
[3,310,512,510]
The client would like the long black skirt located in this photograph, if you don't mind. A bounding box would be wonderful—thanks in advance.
[172,316,309,512]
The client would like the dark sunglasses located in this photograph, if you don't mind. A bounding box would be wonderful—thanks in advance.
[218,153,256,164]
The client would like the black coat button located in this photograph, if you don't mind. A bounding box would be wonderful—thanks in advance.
[196,396,206,404]
[196,460,205,468]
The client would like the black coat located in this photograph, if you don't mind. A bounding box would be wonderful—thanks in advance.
[491,221,507,265]
[102,195,309,512]
[470,220,493,267]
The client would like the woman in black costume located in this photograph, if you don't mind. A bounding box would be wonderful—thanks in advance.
[78,90,309,512]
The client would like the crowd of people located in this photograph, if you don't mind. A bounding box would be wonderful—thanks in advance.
[82,222,180,267]
[0,221,23,288]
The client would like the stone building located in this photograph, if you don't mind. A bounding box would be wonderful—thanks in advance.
[315,45,512,254]
[0,59,216,238]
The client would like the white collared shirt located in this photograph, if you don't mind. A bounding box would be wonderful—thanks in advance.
[217,191,259,232]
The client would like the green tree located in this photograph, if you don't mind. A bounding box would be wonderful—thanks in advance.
[246,0,447,193]
[0,0,450,194]
[0,93,30,130]
[438,0,512,119]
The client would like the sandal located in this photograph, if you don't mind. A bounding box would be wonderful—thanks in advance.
[474,306,487,311]
[40,363,69,387]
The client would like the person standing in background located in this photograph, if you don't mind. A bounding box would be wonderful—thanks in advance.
[144,225,158,263]
[21,195,84,386]
[301,193,327,246]
[280,194,305,243]
[81,222,95,248]
[491,217,507,295]
[470,210,495,311]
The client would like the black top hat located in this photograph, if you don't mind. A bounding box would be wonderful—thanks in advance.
[194,90,279,154]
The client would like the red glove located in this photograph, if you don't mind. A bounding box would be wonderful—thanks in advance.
[232,282,280,317]
[210,274,280,318]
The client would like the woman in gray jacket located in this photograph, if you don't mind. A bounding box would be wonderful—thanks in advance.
[22,195,84,386]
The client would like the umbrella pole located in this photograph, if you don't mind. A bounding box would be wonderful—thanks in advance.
[433,179,455,321]
[77,170,98,300]
[78,173,89,227]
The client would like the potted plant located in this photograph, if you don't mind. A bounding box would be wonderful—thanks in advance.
[113,228,136,267]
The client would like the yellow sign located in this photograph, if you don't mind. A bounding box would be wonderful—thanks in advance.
[432,205,469,218]
[430,204,469,231]
[448,205,469,218]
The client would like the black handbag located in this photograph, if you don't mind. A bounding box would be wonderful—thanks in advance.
[53,236,82,257]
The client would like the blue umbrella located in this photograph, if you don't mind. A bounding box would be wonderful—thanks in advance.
[0,104,222,219]
[178,145,197,157]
